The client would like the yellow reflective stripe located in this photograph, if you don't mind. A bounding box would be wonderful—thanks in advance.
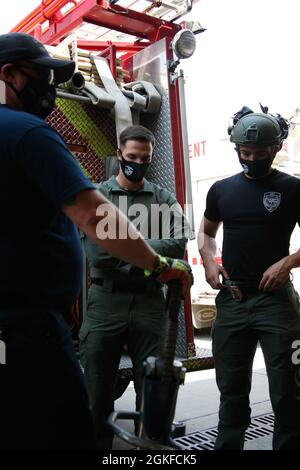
[56,99,115,159]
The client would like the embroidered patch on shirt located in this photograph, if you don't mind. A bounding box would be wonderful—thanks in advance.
[263,192,281,212]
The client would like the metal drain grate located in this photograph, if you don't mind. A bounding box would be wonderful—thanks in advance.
[174,413,274,450]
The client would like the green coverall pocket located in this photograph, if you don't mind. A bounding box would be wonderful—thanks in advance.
[78,327,90,342]
[78,330,90,369]
[215,288,231,307]
[279,282,300,315]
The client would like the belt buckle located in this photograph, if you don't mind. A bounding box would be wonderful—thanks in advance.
[230,284,244,302]
[225,280,244,302]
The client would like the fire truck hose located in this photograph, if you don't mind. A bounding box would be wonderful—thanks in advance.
[91,55,133,140]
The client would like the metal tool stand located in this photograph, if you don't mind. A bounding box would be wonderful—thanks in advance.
[108,280,186,450]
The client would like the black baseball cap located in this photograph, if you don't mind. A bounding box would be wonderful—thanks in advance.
[0,32,75,84]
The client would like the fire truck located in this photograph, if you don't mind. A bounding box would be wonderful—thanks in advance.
[12,0,214,375]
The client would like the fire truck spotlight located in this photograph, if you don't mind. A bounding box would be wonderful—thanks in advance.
[171,29,196,60]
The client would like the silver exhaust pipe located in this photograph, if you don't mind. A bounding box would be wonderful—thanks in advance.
[64,71,85,90]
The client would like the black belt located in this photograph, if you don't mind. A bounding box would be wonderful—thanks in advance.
[231,280,260,293]
[91,278,161,293]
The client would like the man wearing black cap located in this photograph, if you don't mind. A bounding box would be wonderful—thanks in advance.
[0,32,75,118]
[0,32,193,450]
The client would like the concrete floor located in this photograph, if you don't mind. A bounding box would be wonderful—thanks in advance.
[112,332,273,450]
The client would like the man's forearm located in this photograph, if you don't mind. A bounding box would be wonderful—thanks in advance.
[284,250,300,270]
[83,208,157,271]
[199,234,217,267]
[63,189,158,271]
[147,238,186,259]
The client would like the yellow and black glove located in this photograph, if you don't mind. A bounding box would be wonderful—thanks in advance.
[144,255,193,298]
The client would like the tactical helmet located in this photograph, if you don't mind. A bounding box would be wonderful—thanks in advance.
[229,111,288,146]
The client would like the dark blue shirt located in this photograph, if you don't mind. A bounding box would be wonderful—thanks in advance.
[0,105,95,308]
[204,169,300,282]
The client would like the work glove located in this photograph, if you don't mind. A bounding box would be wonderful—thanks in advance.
[144,255,193,298]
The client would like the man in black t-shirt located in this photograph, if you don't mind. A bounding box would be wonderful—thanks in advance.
[199,106,300,450]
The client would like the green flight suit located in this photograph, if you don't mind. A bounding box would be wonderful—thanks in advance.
[79,176,189,449]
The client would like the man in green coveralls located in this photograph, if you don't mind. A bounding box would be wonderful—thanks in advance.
[80,125,190,449]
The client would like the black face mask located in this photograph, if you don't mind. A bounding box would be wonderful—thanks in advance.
[9,74,56,119]
[120,156,150,183]
[239,157,273,178]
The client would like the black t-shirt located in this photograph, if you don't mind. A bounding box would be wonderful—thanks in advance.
[204,169,300,282]
[0,105,95,308]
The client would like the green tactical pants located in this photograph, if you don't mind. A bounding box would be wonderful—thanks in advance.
[79,283,166,450]
[213,281,300,450]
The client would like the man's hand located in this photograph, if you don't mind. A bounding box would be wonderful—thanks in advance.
[144,255,193,297]
[203,261,229,290]
[259,257,291,291]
